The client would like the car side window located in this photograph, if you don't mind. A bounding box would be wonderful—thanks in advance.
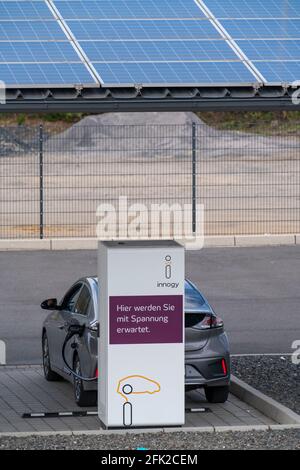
[74,285,91,316]
[63,285,82,313]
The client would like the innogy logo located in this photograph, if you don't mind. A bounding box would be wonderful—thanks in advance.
[157,255,179,288]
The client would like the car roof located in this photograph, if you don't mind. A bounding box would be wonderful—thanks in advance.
[86,276,212,314]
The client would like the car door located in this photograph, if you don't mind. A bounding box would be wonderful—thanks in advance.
[53,283,83,371]
[70,284,94,377]
[61,283,93,378]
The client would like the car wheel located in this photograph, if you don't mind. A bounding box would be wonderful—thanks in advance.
[205,385,229,403]
[73,355,97,407]
[42,332,61,381]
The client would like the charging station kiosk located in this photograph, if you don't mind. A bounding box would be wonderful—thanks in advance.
[98,240,185,428]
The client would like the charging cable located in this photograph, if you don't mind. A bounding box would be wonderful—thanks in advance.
[62,324,97,382]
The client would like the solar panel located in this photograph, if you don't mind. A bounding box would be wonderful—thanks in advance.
[58,0,258,86]
[80,40,238,62]
[0,1,54,20]
[92,61,256,86]
[0,1,98,86]
[66,19,222,41]
[236,40,300,60]
[203,0,300,19]
[0,63,95,86]
[0,0,299,88]
[221,19,300,39]
[203,1,300,85]
[0,21,67,40]
[252,61,300,83]
[0,42,80,63]
[53,0,206,19]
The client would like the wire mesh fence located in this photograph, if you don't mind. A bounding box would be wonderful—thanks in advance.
[0,122,299,239]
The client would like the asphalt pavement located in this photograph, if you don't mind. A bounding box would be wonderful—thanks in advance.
[0,246,299,364]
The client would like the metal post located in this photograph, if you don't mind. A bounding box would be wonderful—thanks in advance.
[39,124,44,240]
[192,122,197,234]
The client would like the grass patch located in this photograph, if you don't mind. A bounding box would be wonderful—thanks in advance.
[198,111,300,135]
[0,111,300,136]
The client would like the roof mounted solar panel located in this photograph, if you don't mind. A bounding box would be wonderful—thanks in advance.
[235,40,300,61]
[203,0,300,19]
[93,61,256,87]
[66,19,223,41]
[0,0,98,86]
[254,61,300,83]
[0,0,299,110]
[0,41,81,63]
[203,0,300,85]
[53,0,207,19]
[0,20,67,40]
[221,19,300,39]
[80,40,239,62]
[58,0,261,86]
[0,62,96,87]
[0,1,54,19]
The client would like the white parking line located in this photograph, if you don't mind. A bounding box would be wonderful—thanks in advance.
[0,340,6,365]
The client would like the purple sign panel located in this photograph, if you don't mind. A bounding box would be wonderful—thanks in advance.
[109,295,183,345]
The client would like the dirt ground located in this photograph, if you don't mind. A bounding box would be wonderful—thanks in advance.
[0,113,299,239]
[0,150,299,239]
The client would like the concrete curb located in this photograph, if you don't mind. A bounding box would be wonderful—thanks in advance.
[234,234,296,247]
[0,424,299,439]
[230,376,300,426]
[204,236,235,247]
[0,239,51,251]
[51,238,98,250]
[0,235,299,251]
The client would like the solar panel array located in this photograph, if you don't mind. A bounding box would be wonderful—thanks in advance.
[204,0,300,83]
[0,0,299,87]
[0,1,95,85]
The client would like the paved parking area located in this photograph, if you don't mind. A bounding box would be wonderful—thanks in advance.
[0,366,276,433]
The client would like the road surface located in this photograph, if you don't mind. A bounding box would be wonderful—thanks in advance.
[0,246,299,364]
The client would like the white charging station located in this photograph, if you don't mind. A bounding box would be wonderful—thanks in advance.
[98,240,185,428]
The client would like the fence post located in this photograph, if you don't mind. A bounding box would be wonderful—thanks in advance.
[39,124,44,240]
[192,122,197,234]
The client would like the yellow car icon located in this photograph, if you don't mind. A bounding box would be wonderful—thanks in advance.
[117,375,161,426]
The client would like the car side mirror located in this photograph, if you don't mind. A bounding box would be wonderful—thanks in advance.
[41,298,61,311]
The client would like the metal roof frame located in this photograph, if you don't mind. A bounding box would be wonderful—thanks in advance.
[1,83,299,113]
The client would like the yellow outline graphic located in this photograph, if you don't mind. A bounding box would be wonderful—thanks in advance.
[116,375,161,402]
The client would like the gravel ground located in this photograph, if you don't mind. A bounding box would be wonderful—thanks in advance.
[231,355,299,415]
[0,429,299,450]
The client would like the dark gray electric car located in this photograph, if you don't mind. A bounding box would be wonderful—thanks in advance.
[41,277,230,407]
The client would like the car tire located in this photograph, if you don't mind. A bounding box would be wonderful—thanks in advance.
[204,385,229,403]
[73,355,97,407]
[42,332,61,382]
